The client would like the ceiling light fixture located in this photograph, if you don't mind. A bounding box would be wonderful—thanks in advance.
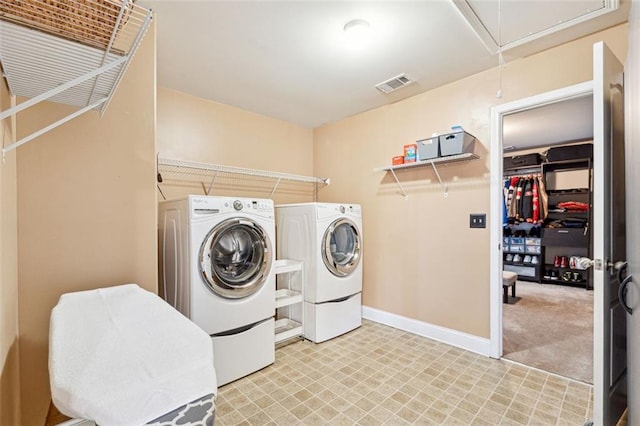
[343,19,371,45]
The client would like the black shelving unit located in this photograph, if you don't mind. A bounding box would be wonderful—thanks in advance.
[503,236,543,282]
[541,159,592,289]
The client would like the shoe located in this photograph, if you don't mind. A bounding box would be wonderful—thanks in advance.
[560,256,569,268]
[543,270,552,279]
[529,226,541,238]
[554,256,561,267]
[513,254,522,263]
[531,256,539,265]
[550,270,559,280]
[572,272,583,282]
[506,254,513,262]
[523,255,532,264]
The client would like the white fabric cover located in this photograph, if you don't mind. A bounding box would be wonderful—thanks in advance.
[49,284,217,426]
[502,271,518,285]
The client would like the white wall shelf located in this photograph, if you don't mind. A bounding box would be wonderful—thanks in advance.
[157,157,330,199]
[274,259,304,345]
[373,152,480,199]
[0,0,153,157]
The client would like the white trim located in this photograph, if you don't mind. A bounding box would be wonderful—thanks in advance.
[488,81,594,360]
[362,306,492,357]
[451,0,499,54]
[453,0,619,53]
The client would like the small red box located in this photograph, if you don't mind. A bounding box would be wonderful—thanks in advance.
[392,156,404,165]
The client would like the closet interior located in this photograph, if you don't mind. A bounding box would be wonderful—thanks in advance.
[503,143,593,290]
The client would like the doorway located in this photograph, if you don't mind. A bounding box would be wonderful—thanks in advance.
[500,97,595,382]
[489,81,595,373]
[490,41,629,426]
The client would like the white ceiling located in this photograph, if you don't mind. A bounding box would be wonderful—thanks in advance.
[139,0,630,129]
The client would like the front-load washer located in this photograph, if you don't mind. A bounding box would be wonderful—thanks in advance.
[159,195,275,385]
[276,202,363,343]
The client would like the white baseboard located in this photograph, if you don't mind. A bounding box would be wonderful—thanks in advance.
[362,305,492,357]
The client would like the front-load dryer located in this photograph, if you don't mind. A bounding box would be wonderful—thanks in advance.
[276,202,363,343]
[159,195,275,385]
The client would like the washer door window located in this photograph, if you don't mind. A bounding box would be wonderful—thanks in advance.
[322,218,361,277]
[199,218,273,299]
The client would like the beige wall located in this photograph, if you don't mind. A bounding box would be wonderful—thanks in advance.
[314,25,628,339]
[157,88,316,205]
[0,78,20,424]
[15,23,157,424]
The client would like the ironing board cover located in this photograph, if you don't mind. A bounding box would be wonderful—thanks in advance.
[49,284,217,426]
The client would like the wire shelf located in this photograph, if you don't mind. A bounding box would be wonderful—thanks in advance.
[373,152,479,172]
[0,0,153,155]
[157,157,330,199]
[374,152,480,199]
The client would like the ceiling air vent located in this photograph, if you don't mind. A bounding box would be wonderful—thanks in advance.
[375,73,415,94]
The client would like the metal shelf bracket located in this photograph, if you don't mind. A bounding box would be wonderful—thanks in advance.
[388,168,408,200]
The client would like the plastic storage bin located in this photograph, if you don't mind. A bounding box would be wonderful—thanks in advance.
[417,137,439,160]
[439,131,476,156]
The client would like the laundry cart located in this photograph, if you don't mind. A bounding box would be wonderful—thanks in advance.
[48,284,217,426]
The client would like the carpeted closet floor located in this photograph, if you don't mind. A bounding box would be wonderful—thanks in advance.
[216,320,593,425]
[503,280,593,384]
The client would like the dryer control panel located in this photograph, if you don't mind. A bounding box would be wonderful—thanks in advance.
[317,203,362,219]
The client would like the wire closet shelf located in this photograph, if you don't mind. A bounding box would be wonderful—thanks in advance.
[0,0,153,156]
[157,157,331,199]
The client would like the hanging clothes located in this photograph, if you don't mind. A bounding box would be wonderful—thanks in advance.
[502,174,548,224]
[522,178,534,221]
[503,180,509,224]
[513,177,522,220]
[538,176,548,221]
[532,178,540,223]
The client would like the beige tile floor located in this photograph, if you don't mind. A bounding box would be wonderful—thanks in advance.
[216,320,593,425]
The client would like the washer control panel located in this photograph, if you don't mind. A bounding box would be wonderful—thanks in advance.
[223,199,273,214]
[191,196,274,218]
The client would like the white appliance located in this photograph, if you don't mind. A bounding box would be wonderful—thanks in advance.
[159,195,275,385]
[276,202,363,343]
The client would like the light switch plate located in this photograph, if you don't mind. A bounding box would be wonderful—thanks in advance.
[470,214,486,228]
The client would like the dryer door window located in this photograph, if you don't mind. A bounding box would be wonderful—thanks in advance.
[322,218,361,277]
[199,218,273,299]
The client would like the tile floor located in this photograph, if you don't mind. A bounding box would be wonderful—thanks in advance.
[216,320,593,425]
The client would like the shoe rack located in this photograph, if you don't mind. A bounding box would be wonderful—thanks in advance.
[540,159,592,289]
[503,234,543,282]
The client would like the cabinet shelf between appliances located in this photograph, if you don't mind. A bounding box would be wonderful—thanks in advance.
[373,153,480,198]
[274,319,303,344]
[275,289,303,308]
[274,259,304,345]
